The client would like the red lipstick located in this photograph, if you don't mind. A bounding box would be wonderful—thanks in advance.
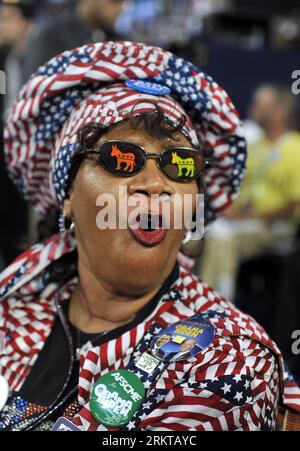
[128,213,167,247]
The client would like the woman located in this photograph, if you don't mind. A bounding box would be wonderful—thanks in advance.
[0,41,299,431]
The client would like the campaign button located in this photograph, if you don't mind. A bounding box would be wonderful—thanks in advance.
[135,352,160,374]
[89,369,145,427]
[52,417,81,431]
[125,79,171,96]
[150,314,215,362]
[0,375,9,412]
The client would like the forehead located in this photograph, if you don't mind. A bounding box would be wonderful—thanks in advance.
[97,120,192,148]
[254,87,275,105]
[0,5,21,18]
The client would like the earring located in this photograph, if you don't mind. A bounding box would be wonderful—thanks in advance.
[182,230,192,245]
[69,222,75,232]
[64,215,75,231]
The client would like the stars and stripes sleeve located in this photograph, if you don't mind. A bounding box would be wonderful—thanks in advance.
[135,338,280,431]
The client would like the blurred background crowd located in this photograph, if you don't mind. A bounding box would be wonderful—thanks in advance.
[0,0,300,381]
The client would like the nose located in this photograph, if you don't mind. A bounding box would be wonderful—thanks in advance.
[128,158,175,198]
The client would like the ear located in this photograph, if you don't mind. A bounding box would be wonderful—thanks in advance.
[63,198,73,221]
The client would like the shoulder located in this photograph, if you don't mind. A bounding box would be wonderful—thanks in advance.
[172,269,281,397]
[282,132,300,162]
[175,266,281,358]
[285,132,300,146]
[0,232,75,302]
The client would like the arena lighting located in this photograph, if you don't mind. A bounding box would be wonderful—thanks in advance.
[0,0,34,5]
[1,0,20,4]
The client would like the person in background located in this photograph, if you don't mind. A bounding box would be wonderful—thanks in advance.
[0,0,37,115]
[0,0,38,268]
[23,0,127,80]
[197,84,300,300]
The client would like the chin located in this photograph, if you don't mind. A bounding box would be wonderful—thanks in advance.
[116,251,173,291]
[119,272,165,295]
[127,252,167,274]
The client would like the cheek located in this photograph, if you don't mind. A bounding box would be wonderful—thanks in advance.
[187,182,201,215]
[176,180,199,198]
[71,165,115,231]
[172,182,199,225]
[70,165,131,248]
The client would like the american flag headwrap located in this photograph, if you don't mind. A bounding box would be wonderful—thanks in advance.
[4,40,247,224]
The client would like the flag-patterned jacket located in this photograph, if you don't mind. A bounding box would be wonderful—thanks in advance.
[0,232,299,431]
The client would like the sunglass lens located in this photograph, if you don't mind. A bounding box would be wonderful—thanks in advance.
[100,142,144,176]
[161,148,203,182]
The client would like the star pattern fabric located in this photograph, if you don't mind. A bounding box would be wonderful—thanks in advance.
[0,233,299,431]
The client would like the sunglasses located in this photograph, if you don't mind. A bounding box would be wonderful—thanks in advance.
[79,140,205,183]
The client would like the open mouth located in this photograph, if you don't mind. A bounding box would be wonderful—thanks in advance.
[128,212,167,247]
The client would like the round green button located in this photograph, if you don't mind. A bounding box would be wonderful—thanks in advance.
[89,369,145,427]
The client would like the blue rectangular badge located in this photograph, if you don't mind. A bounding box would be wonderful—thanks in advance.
[52,417,81,431]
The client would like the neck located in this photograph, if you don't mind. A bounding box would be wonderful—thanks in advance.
[68,259,163,333]
[77,2,97,31]
[13,23,33,54]
[265,123,288,142]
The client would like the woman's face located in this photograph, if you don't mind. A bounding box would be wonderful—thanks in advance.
[65,121,199,296]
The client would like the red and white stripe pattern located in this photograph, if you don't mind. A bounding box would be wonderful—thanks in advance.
[0,233,299,430]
